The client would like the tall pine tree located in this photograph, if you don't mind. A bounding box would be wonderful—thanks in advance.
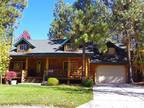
[111,0,144,82]
[49,0,110,80]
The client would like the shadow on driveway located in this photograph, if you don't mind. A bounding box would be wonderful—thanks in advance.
[93,84,144,101]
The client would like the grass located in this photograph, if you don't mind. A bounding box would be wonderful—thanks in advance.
[0,84,93,108]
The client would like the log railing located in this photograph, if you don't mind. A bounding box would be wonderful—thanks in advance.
[47,69,82,79]
[69,69,82,79]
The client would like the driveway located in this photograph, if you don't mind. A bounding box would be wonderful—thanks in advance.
[78,84,144,108]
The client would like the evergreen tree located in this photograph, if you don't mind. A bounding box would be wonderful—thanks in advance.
[49,0,73,39]
[49,0,110,80]
[111,0,144,82]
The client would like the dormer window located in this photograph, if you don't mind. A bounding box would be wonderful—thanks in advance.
[19,44,28,51]
[107,48,116,55]
[14,37,35,53]
[65,43,77,51]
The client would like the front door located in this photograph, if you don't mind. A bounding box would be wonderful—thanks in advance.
[28,59,43,77]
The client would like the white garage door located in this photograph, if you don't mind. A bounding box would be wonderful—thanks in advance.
[96,65,126,84]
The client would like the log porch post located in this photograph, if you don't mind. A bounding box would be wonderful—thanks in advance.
[67,58,71,84]
[45,57,49,71]
[86,57,90,79]
[21,57,28,83]
[25,57,28,78]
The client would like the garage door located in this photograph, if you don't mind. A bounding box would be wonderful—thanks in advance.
[96,65,126,84]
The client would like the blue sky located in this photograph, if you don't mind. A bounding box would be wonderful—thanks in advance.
[14,0,76,40]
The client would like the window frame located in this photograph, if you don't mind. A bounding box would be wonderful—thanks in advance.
[19,44,29,51]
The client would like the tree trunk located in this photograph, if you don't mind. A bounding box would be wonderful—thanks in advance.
[127,37,134,83]
[0,75,2,84]
[82,44,86,81]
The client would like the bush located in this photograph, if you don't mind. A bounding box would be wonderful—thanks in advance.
[47,77,59,86]
[5,71,17,81]
[82,79,93,87]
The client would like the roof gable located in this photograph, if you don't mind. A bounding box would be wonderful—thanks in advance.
[14,38,35,48]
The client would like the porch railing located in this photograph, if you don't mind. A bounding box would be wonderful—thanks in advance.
[47,69,67,78]
[69,69,82,79]
[47,69,82,79]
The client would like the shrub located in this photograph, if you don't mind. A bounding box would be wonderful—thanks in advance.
[82,79,93,87]
[47,77,59,86]
[5,71,17,81]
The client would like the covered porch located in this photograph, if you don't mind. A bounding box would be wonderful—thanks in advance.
[9,56,90,83]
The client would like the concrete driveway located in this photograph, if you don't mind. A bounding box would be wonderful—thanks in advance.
[78,84,144,108]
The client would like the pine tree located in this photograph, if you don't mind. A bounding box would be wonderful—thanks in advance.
[111,0,144,82]
[49,0,110,80]
[49,0,72,39]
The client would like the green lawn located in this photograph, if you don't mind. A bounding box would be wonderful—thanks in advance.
[0,84,93,108]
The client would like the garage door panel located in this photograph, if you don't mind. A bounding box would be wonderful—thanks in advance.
[96,65,126,84]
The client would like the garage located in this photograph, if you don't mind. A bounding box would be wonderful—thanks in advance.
[96,65,127,84]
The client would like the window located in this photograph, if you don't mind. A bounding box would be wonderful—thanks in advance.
[19,44,28,51]
[108,48,116,55]
[70,62,78,72]
[36,61,41,73]
[65,43,75,51]
[63,61,78,73]
[13,62,24,71]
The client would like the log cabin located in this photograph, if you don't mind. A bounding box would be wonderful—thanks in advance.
[8,32,129,84]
